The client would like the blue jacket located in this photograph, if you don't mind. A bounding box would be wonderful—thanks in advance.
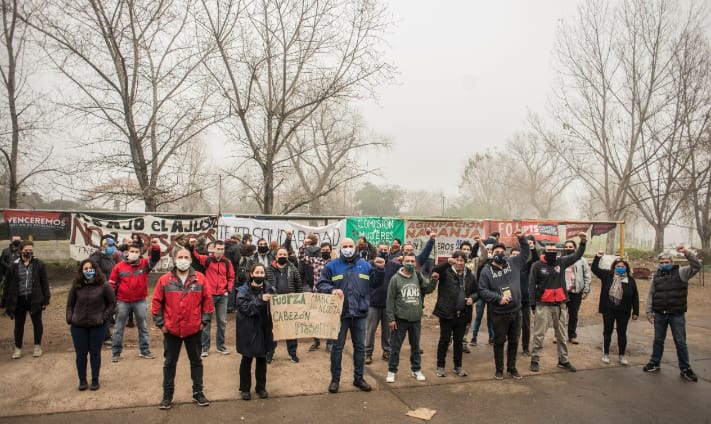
[317,256,385,318]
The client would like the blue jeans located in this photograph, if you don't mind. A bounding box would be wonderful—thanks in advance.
[202,295,228,351]
[71,322,109,381]
[112,299,150,355]
[472,298,494,341]
[651,312,690,370]
[330,317,366,381]
[388,319,421,373]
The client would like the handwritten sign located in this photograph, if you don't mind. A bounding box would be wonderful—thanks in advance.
[270,293,343,340]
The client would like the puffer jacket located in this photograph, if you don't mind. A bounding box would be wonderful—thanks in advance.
[152,269,214,338]
[2,257,50,316]
[109,245,161,303]
[266,262,303,294]
[66,282,115,327]
[431,261,477,320]
[529,241,587,308]
[317,256,385,319]
[190,247,235,296]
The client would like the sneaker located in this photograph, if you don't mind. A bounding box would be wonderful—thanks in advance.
[680,368,698,382]
[216,346,230,355]
[508,369,523,380]
[453,367,468,377]
[32,345,43,357]
[309,342,320,351]
[289,354,300,363]
[529,361,540,372]
[365,354,373,365]
[557,361,577,372]
[436,367,446,377]
[382,352,390,361]
[494,370,504,380]
[569,337,579,345]
[412,371,426,381]
[192,391,209,406]
[521,350,531,357]
[159,396,174,410]
[240,391,251,400]
[257,390,269,399]
[11,347,21,359]
[78,379,88,391]
[469,338,478,346]
[139,350,156,359]
[462,342,471,354]
[201,350,209,358]
[602,354,610,364]
[619,355,629,366]
[643,362,660,372]
[386,371,396,383]
[111,354,121,363]
[353,378,372,392]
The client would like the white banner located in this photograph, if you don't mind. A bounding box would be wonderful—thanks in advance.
[217,216,346,250]
[405,220,486,260]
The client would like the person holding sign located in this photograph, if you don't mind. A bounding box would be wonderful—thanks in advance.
[317,238,385,394]
[528,232,587,373]
[477,231,530,380]
[236,263,276,400]
[266,247,303,363]
[385,252,436,383]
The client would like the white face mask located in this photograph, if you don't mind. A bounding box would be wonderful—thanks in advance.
[127,252,140,262]
[341,247,355,258]
[175,259,191,272]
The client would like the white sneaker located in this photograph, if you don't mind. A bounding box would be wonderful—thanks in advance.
[201,351,208,358]
[601,354,610,364]
[619,355,628,365]
[411,371,426,381]
[32,345,42,358]
[12,347,21,359]
[386,371,396,383]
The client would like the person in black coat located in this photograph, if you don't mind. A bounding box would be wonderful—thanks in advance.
[236,263,275,400]
[591,252,639,365]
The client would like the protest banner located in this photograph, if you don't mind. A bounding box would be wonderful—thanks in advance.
[485,220,523,247]
[270,292,343,340]
[405,220,485,259]
[345,217,405,246]
[520,220,561,242]
[69,212,218,263]
[3,210,71,240]
[591,223,617,237]
[565,223,592,239]
[217,216,346,250]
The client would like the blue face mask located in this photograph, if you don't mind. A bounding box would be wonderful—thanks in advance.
[615,266,626,275]
[379,251,388,259]
[106,246,116,255]
[83,269,96,280]
[658,264,673,272]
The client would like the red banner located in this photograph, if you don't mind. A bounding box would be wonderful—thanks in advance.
[520,220,560,242]
[591,223,617,237]
[486,220,522,247]
[565,223,591,239]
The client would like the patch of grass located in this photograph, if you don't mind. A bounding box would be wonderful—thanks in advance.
[624,248,656,260]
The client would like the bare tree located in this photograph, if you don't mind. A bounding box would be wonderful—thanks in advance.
[457,151,523,219]
[26,0,220,212]
[201,0,393,214]
[0,0,58,207]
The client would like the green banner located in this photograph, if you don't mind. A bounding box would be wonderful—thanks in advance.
[345,217,405,246]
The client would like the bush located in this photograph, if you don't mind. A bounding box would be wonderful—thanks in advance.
[624,248,656,260]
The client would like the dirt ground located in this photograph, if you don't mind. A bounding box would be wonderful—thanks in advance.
[0,260,709,417]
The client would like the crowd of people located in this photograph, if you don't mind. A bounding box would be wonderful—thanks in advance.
[0,228,703,409]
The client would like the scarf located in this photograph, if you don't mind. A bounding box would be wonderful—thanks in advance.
[609,274,624,305]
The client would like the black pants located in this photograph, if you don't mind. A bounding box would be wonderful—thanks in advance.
[437,313,468,368]
[521,302,531,351]
[239,356,267,392]
[269,339,297,357]
[162,331,203,396]
[602,310,630,355]
[14,296,43,348]
[492,310,522,372]
[567,292,583,339]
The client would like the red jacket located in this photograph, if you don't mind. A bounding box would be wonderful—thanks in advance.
[190,247,235,296]
[109,246,161,303]
[151,270,214,338]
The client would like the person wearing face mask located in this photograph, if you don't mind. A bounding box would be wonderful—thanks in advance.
[0,236,22,282]
[90,236,118,279]
[265,247,303,363]
[152,247,214,409]
[188,239,235,357]
[109,240,162,362]
[478,231,530,380]
[66,259,115,391]
[1,241,50,359]
[317,238,386,394]
[236,263,276,400]
[355,236,377,261]
[515,237,540,357]
[561,240,591,345]
[643,246,701,382]
[591,252,639,365]
[528,232,587,373]
[384,252,437,383]
[252,238,275,267]
[298,239,334,352]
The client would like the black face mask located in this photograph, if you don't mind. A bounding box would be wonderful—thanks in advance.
[544,252,557,265]
[11,240,21,248]
[563,249,575,255]
[277,257,288,265]
[257,245,269,254]
[321,251,331,260]
[21,252,33,260]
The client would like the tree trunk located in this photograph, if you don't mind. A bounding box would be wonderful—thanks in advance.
[262,168,274,214]
[605,227,617,253]
[653,224,665,253]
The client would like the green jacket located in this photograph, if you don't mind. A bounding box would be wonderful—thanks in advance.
[386,269,436,322]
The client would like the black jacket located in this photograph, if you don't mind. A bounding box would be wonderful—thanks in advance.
[266,262,303,294]
[2,258,51,316]
[66,282,115,327]
[529,241,587,307]
[236,283,275,358]
[432,262,477,320]
[89,250,116,279]
[0,244,19,278]
[591,256,639,316]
